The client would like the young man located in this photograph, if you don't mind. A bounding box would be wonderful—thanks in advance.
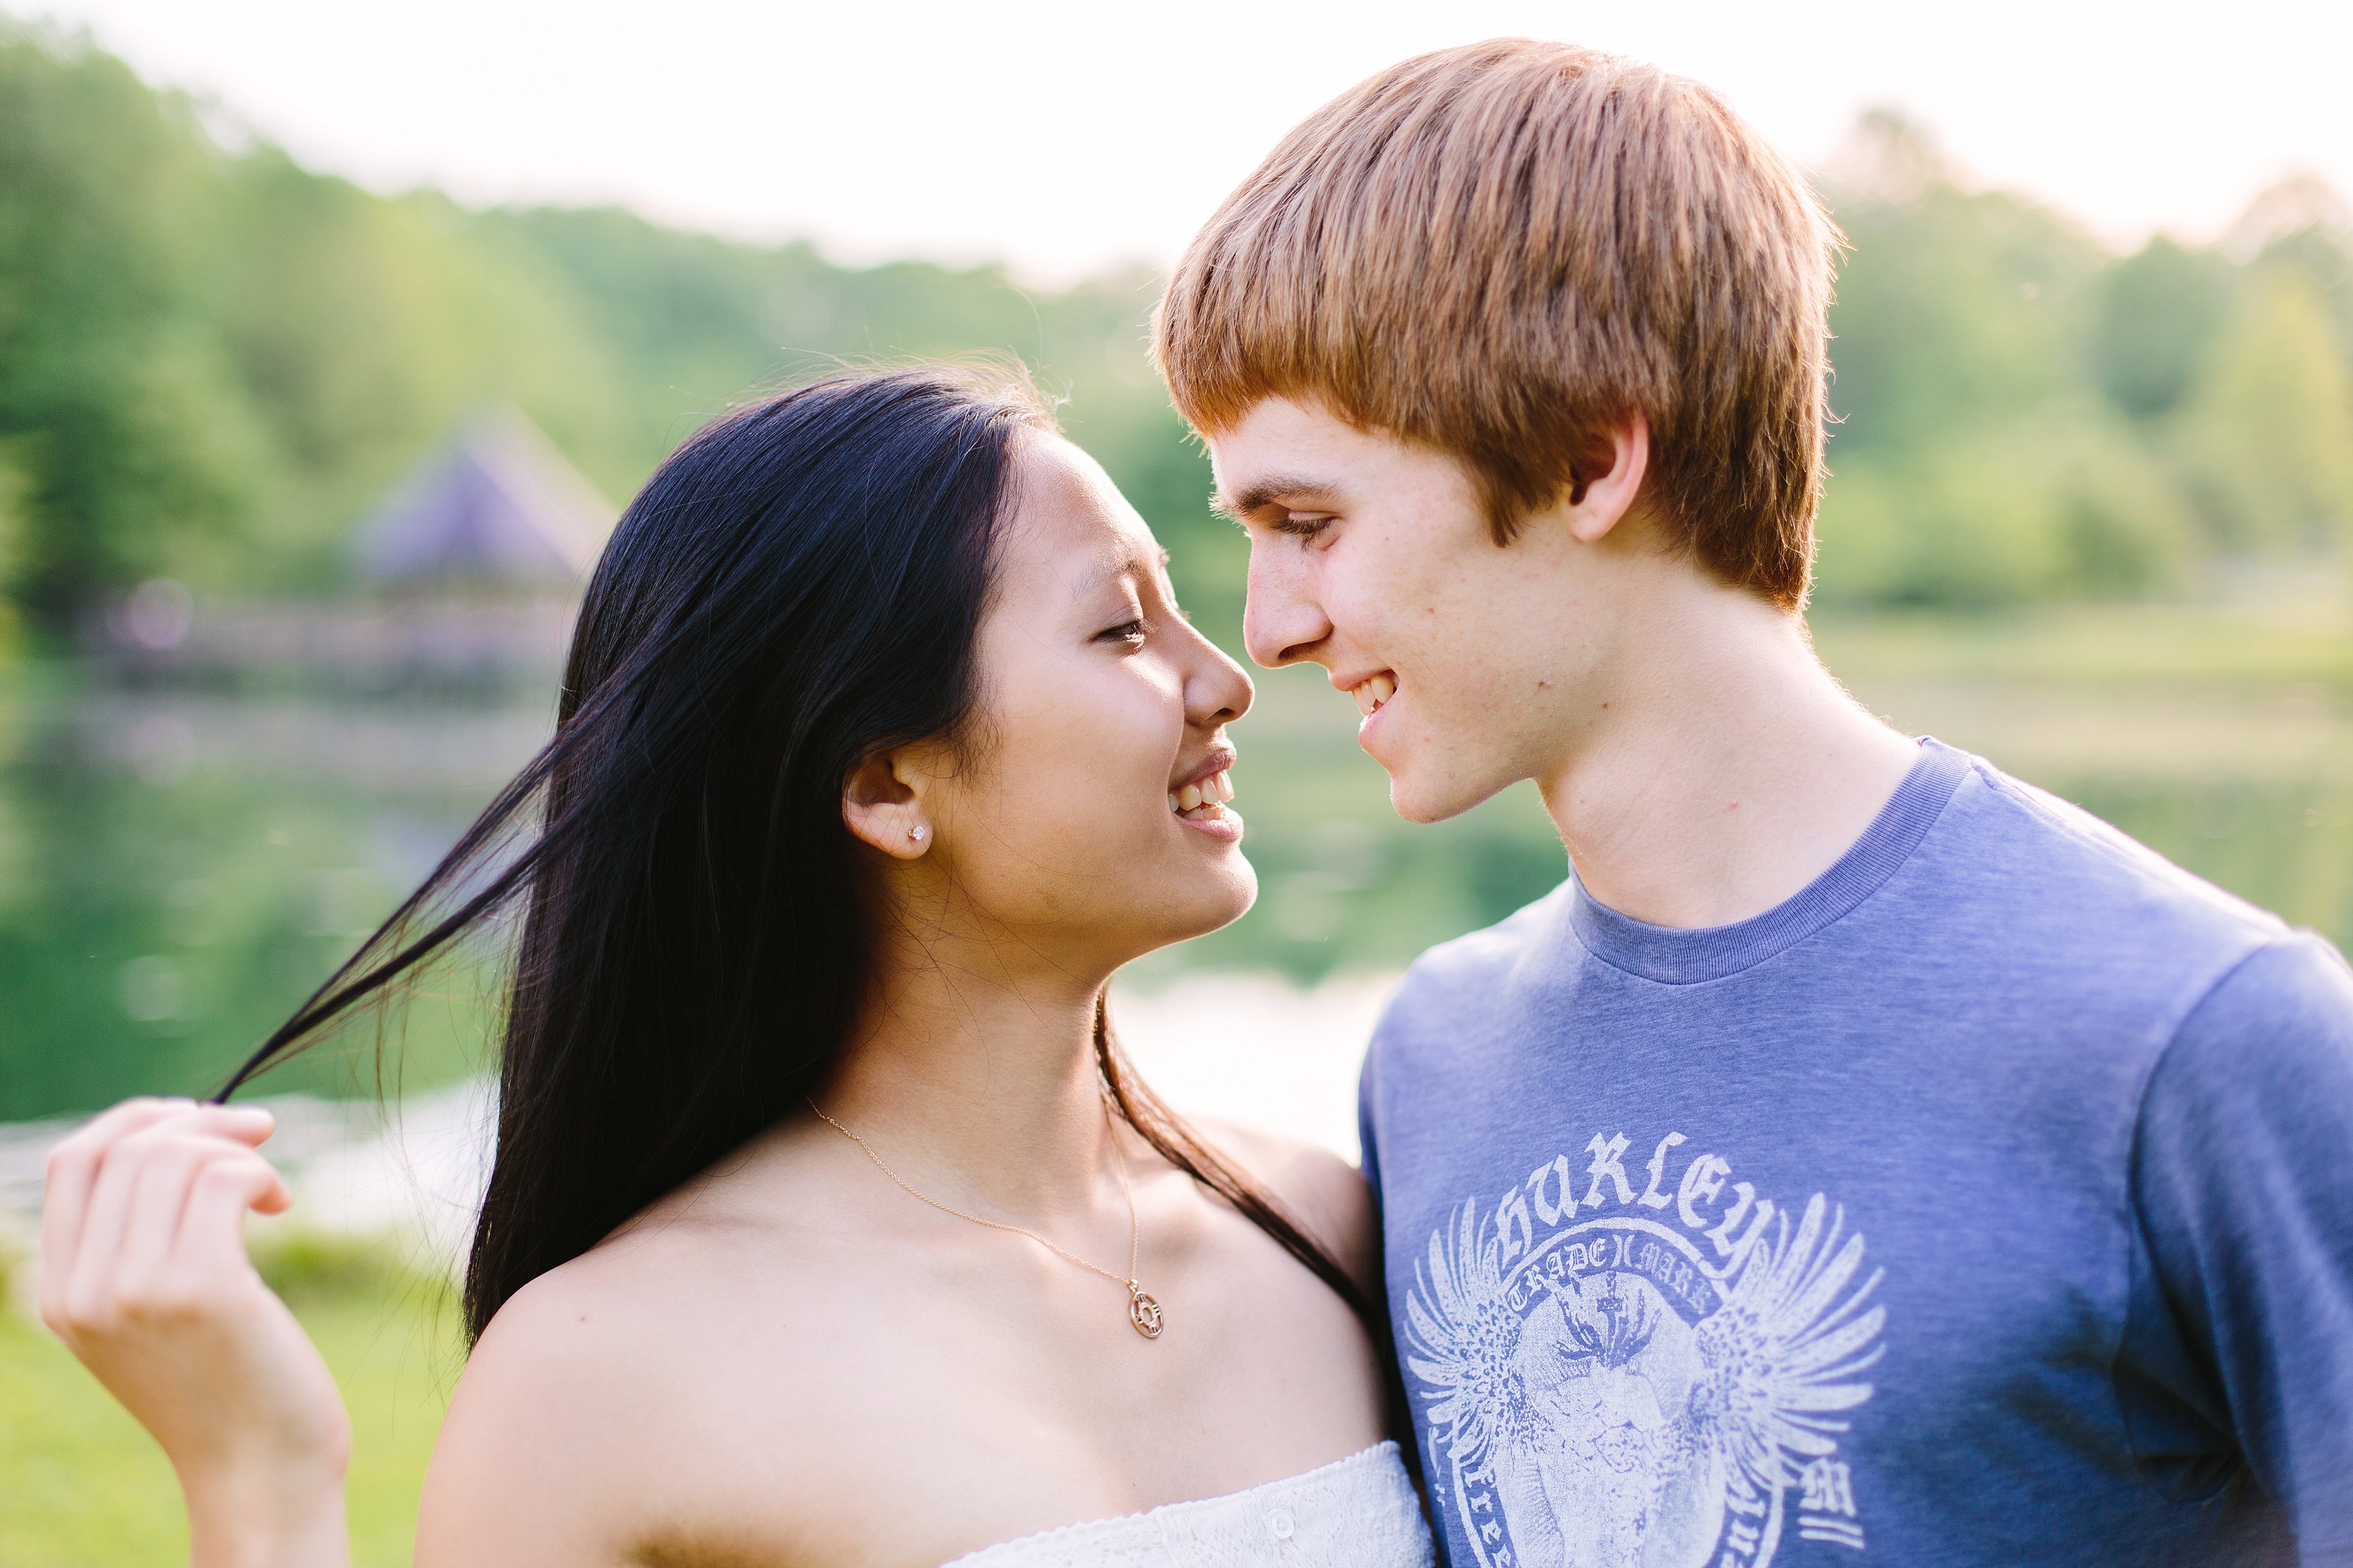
[1156,40,2353,1568]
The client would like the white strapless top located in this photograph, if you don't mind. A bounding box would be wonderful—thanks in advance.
[941,1442,1433,1568]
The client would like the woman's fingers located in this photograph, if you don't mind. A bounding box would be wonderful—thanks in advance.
[175,1153,294,1276]
[46,1101,275,1248]
[56,1122,157,1330]
[117,1134,289,1289]
[42,1102,282,1339]
[42,1099,196,1297]
[115,1134,218,1288]
[34,1100,352,1568]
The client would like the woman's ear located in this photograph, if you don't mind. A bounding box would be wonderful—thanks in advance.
[1564,413,1651,544]
[842,752,931,859]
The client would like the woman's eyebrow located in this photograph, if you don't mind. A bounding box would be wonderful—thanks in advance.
[1071,545,1157,597]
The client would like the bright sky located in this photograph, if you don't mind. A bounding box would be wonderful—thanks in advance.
[27,0,2353,282]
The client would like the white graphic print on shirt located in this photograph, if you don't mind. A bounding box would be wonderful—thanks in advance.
[1404,1131,1884,1568]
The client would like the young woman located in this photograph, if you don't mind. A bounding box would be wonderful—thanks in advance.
[39,368,1435,1567]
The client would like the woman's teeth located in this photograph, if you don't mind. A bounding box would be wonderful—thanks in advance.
[1169,769,1236,818]
[1351,673,1397,716]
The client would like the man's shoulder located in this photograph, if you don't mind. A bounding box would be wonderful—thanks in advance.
[1378,879,1576,1034]
[1374,748,2297,1038]
[2151,930,2353,1108]
[1929,751,2284,952]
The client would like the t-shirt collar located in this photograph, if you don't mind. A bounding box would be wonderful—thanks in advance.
[1560,738,1972,985]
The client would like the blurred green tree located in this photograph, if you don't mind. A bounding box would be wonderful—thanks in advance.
[1810,112,2203,604]
[6,26,2353,629]
[0,21,1236,638]
[0,25,267,616]
[2089,237,2237,419]
[1810,114,2353,606]
[1822,112,2101,460]
[209,166,629,585]
[1814,408,2196,605]
[2173,263,2353,550]
[0,436,30,648]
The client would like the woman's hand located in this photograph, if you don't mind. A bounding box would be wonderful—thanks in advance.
[41,1098,354,1568]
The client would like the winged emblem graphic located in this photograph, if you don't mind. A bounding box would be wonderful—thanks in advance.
[1406,1190,1884,1568]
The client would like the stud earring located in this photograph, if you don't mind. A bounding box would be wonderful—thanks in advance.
[909,824,927,843]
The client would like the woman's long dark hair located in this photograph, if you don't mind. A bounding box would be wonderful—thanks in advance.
[213,366,1384,1366]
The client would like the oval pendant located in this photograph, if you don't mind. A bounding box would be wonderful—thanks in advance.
[1127,1284,1164,1339]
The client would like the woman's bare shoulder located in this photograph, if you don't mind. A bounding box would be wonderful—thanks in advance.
[1185,1116,1380,1292]
[415,1212,841,1566]
[460,1229,705,1391]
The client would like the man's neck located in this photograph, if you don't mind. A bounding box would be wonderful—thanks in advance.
[1538,581,1919,930]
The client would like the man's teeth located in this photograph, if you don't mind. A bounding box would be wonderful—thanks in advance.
[1351,673,1397,716]
[1169,770,1236,816]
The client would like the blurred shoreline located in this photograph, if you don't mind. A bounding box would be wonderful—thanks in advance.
[0,968,1398,1314]
[13,594,2353,1122]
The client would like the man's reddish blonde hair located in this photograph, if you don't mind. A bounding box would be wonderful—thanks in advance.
[1153,40,1837,608]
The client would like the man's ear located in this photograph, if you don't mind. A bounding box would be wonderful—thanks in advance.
[842,751,930,860]
[1564,413,1651,544]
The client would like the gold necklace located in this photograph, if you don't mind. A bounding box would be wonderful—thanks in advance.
[806,1097,1164,1340]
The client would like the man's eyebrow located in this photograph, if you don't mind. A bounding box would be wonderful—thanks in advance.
[1211,472,1344,520]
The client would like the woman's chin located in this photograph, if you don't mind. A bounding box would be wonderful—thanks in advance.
[1133,861,1258,954]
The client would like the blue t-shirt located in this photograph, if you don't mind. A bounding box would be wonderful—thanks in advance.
[1360,741,2353,1568]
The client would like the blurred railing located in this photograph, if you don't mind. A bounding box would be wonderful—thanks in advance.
[86,581,577,696]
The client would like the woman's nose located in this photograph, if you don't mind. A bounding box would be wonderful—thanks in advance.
[1191,636,1254,727]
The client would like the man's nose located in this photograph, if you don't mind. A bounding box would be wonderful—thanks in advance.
[1242,540,1331,669]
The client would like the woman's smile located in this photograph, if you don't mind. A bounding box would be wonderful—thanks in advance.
[1169,762,1242,840]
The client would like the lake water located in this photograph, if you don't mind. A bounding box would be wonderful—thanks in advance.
[5,636,2350,1124]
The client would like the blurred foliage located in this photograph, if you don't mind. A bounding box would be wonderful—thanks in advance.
[249,1225,451,1309]
[1,1257,455,1567]
[1818,113,2353,606]
[0,22,1224,632]
[2091,236,2237,419]
[2173,265,2353,551]
[3,34,2353,631]
[0,438,29,651]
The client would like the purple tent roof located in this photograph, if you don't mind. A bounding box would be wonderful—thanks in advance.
[352,409,614,587]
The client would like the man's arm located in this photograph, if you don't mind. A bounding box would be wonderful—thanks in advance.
[2130,934,2353,1561]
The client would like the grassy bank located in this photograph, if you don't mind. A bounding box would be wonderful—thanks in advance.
[0,1238,459,1567]
[1811,599,2353,790]
[1811,593,2353,686]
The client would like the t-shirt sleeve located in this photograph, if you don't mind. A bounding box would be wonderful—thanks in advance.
[1357,1040,1383,1199]
[2131,933,2353,1559]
